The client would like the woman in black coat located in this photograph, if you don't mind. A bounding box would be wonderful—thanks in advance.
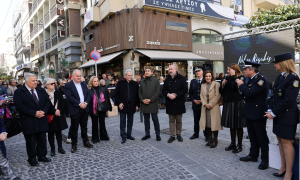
[43,78,68,156]
[88,77,112,144]
[220,63,245,153]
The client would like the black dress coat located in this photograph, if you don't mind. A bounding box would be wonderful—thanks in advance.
[47,91,68,132]
[65,80,90,116]
[219,75,245,102]
[163,73,188,115]
[14,85,51,135]
[89,86,112,114]
[115,79,140,113]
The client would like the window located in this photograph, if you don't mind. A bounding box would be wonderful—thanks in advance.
[192,29,222,45]
[85,33,94,43]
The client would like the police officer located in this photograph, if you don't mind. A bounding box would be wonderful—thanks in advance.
[265,52,299,179]
[236,61,269,170]
[189,67,208,141]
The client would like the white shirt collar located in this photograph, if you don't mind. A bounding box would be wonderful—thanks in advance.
[281,72,286,76]
[25,83,35,92]
[197,77,203,81]
[251,72,259,79]
[73,80,81,85]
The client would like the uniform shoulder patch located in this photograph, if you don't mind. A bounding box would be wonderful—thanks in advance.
[293,80,299,87]
[258,80,264,86]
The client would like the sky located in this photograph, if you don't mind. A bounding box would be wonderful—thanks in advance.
[0,0,22,53]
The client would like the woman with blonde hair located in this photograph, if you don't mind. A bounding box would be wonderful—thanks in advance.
[220,63,246,153]
[88,77,112,143]
[265,52,299,180]
[200,70,222,148]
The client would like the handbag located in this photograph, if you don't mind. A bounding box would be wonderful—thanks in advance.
[218,96,224,106]
[94,89,107,112]
[2,105,22,138]
[47,114,54,123]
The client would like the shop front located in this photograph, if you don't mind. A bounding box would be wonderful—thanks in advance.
[81,8,208,80]
[15,62,32,82]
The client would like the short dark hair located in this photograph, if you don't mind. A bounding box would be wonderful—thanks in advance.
[145,66,154,72]
[248,67,260,73]
[202,70,215,83]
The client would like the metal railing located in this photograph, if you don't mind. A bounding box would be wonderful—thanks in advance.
[40,43,44,52]
[32,2,37,13]
[44,12,49,25]
[38,19,43,30]
[52,33,58,47]
[46,38,51,50]
[50,4,57,19]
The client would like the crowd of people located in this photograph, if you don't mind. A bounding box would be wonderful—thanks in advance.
[0,52,298,180]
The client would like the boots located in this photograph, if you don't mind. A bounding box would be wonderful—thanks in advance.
[210,131,218,148]
[206,130,213,146]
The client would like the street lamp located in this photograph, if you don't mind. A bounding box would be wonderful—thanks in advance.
[38,23,47,78]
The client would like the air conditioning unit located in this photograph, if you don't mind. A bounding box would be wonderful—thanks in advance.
[231,4,242,13]
[80,8,86,17]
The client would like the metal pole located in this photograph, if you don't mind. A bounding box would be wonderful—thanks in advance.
[43,25,47,78]
[94,47,97,77]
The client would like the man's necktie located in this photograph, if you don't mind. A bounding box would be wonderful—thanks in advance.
[31,89,39,104]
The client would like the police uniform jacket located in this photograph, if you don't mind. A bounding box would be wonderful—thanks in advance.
[268,72,300,126]
[189,78,202,111]
[239,73,269,121]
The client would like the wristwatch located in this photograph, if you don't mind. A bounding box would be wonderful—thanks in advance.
[84,102,88,105]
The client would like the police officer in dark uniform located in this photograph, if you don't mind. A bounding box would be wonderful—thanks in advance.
[189,67,208,141]
[236,61,269,170]
[265,52,299,179]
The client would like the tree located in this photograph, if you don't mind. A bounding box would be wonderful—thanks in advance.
[244,4,300,51]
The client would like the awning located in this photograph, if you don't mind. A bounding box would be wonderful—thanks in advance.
[137,49,209,61]
[79,51,124,68]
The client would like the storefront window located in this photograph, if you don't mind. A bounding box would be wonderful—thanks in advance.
[141,61,187,79]
[192,61,224,79]
[192,29,222,46]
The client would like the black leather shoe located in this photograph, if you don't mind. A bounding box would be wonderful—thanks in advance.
[239,155,258,162]
[38,156,52,162]
[50,150,55,157]
[84,141,93,148]
[141,135,151,141]
[92,140,100,144]
[156,135,161,141]
[168,136,176,143]
[28,160,39,166]
[127,136,135,140]
[258,161,269,170]
[121,138,126,144]
[273,171,286,177]
[225,143,236,151]
[71,144,77,153]
[177,135,183,142]
[189,135,199,140]
[58,148,66,154]
[232,144,242,153]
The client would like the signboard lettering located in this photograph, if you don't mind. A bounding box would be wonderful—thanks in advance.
[57,8,64,16]
[144,0,234,20]
[58,30,65,37]
[56,0,64,5]
[57,19,65,26]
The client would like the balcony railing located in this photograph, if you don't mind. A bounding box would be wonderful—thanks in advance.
[38,0,43,5]
[32,2,37,13]
[44,12,49,25]
[50,5,57,19]
[52,33,58,47]
[40,43,44,53]
[38,19,43,30]
[46,38,51,50]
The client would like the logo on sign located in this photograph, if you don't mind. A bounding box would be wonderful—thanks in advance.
[57,19,65,26]
[129,36,133,42]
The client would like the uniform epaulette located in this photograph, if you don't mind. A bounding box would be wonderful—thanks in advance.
[292,72,297,76]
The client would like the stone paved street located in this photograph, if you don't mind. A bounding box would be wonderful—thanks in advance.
[5,102,295,180]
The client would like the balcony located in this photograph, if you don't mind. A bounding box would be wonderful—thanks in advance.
[52,33,57,47]
[255,0,285,9]
[44,12,49,25]
[30,47,40,58]
[17,42,31,55]
[28,0,45,21]
[40,43,44,53]
[50,4,57,19]
[46,38,51,50]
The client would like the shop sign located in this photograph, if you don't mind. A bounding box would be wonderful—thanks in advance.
[192,43,224,61]
[57,8,64,16]
[56,0,64,5]
[162,43,187,47]
[103,44,120,51]
[57,19,65,26]
[146,40,160,45]
[144,0,234,20]
[129,36,134,42]
[58,30,65,37]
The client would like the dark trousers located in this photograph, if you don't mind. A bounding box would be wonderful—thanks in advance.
[120,112,134,139]
[24,132,47,162]
[67,125,72,139]
[48,131,63,150]
[143,113,160,136]
[246,119,269,162]
[91,112,109,141]
[70,109,89,145]
[193,110,208,137]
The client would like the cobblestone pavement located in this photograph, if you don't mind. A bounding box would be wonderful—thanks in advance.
[5,102,296,180]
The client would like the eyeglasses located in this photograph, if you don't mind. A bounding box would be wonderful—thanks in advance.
[49,83,55,85]
[3,84,7,85]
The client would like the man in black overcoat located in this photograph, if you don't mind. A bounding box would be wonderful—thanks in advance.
[14,73,52,166]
